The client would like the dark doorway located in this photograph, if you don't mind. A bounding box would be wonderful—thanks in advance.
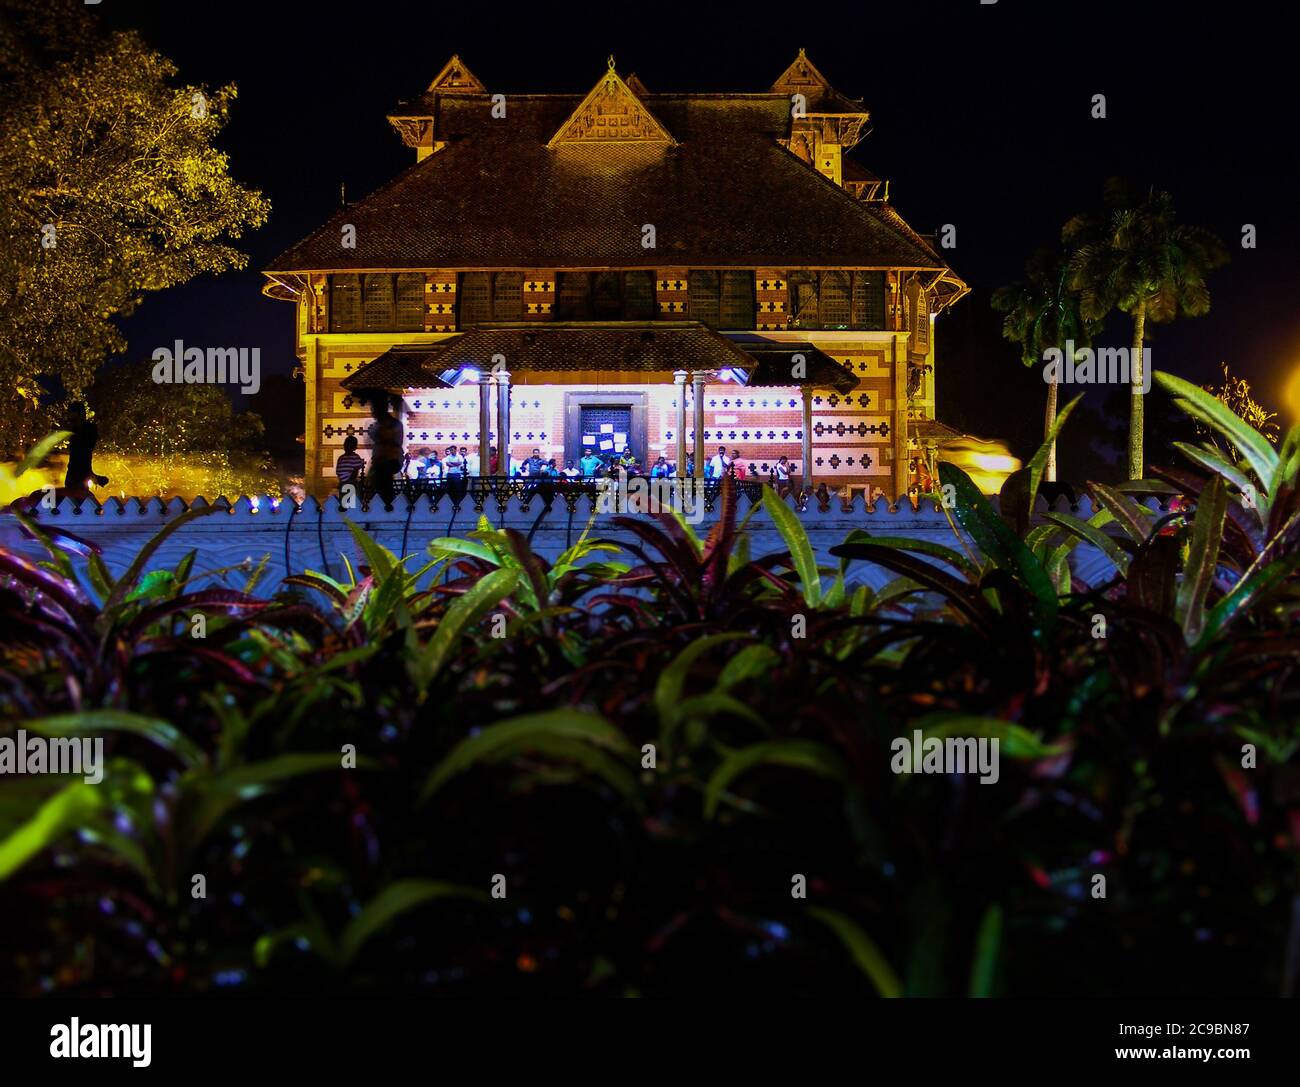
[564,391,648,470]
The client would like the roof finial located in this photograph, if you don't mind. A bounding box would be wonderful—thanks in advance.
[607,54,616,72]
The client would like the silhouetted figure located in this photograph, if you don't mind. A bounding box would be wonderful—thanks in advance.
[365,393,403,505]
[64,403,108,500]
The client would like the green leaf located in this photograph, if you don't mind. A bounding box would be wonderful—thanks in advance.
[1196,554,1300,650]
[408,569,519,696]
[420,710,632,802]
[703,740,847,818]
[1155,371,1278,489]
[917,715,1064,760]
[654,632,754,743]
[1175,476,1227,642]
[0,780,100,881]
[839,529,982,582]
[763,485,821,606]
[938,462,1057,621]
[1025,394,1082,514]
[717,644,781,691]
[1087,481,1154,543]
[968,904,1003,998]
[1172,442,1263,515]
[15,431,72,477]
[808,907,902,998]
[183,753,358,849]
[344,518,397,581]
[104,506,220,617]
[24,710,205,768]
[337,880,489,966]
[1042,511,1130,576]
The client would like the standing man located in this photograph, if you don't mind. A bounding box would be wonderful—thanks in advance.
[366,393,404,505]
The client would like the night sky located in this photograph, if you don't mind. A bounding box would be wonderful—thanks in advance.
[95,0,1300,472]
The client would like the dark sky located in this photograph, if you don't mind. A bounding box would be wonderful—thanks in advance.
[96,0,1300,467]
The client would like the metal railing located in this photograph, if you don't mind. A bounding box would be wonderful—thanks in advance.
[353,473,786,513]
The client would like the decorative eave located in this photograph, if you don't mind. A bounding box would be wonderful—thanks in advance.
[773,48,870,149]
[261,273,308,302]
[547,58,676,149]
[387,115,433,150]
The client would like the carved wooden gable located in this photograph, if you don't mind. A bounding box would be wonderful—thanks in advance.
[771,48,833,98]
[427,54,486,94]
[548,61,675,148]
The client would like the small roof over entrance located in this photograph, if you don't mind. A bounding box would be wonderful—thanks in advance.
[341,323,858,394]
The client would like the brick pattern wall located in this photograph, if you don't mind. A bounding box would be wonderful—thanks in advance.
[524,273,555,317]
[756,269,790,331]
[656,269,687,316]
[426,273,456,332]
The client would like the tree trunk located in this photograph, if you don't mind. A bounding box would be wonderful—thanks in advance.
[1128,302,1147,480]
[1044,375,1059,482]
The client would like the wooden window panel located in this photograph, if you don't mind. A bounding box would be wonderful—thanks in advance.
[330,274,361,332]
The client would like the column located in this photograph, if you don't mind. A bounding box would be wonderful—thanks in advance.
[673,370,687,479]
[691,371,706,481]
[496,369,511,477]
[801,385,814,493]
[477,372,492,478]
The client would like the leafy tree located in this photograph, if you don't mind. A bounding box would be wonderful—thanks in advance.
[87,361,265,458]
[991,248,1100,481]
[0,0,270,452]
[1063,180,1227,480]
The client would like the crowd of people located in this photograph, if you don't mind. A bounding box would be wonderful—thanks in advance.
[336,395,803,499]
[338,417,797,501]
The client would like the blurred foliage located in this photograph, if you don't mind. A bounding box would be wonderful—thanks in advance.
[0,377,1298,996]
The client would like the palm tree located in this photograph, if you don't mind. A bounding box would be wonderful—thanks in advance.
[991,248,1097,481]
[1063,180,1228,480]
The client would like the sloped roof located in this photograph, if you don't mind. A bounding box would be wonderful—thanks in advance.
[266,93,947,273]
[340,323,858,393]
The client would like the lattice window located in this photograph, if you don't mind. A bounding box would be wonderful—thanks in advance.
[688,270,720,328]
[851,272,886,330]
[458,273,491,327]
[330,274,361,332]
[555,273,592,320]
[493,273,523,321]
[788,271,818,329]
[720,271,755,328]
[592,272,623,319]
[395,273,424,330]
[363,274,395,331]
[624,271,655,320]
[914,289,930,348]
[820,271,851,329]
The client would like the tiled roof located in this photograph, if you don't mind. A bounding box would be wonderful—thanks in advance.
[340,345,452,392]
[340,323,858,393]
[266,95,947,273]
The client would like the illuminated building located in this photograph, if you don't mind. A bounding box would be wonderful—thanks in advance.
[262,51,968,496]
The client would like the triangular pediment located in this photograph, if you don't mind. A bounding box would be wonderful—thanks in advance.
[548,61,675,148]
[771,48,833,97]
[427,54,486,94]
